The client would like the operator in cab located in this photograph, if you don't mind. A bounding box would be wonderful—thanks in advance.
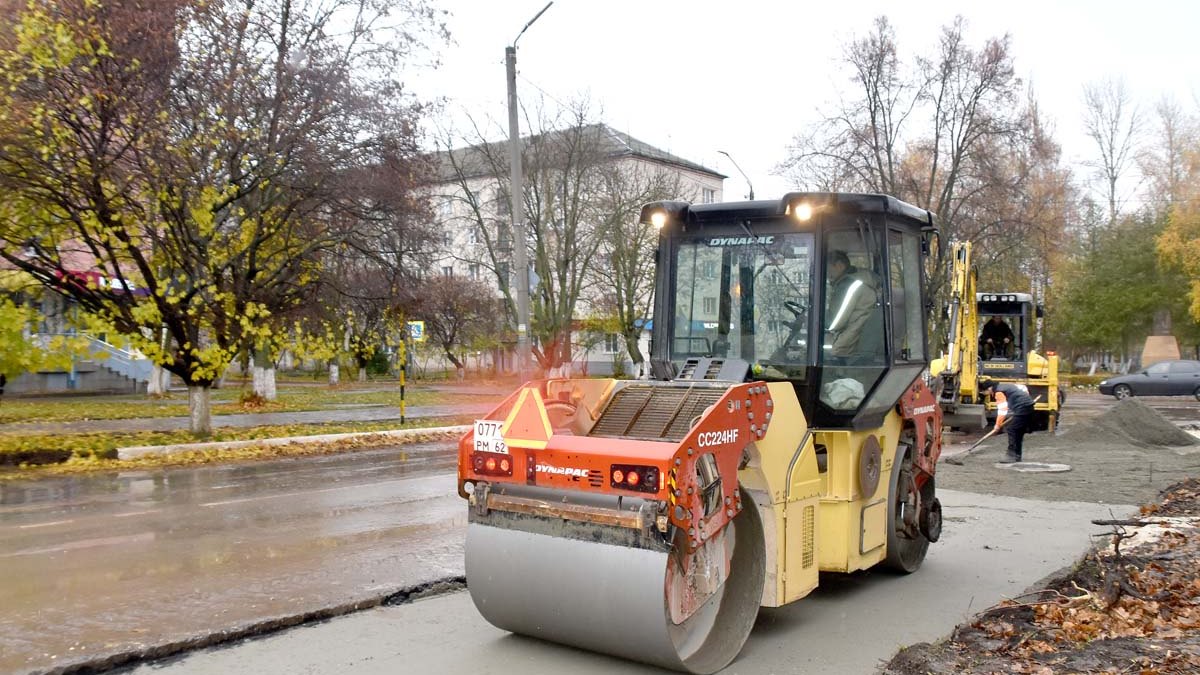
[824,250,878,365]
[980,315,1015,359]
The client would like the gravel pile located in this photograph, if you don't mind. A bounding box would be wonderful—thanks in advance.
[1059,398,1198,448]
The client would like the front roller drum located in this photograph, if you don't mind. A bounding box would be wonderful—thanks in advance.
[465,489,765,674]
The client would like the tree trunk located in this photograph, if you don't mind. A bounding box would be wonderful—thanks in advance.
[252,347,277,400]
[444,349,464,370]
[147,364,170,396]
[252,365,277,400]
[188,385,212,435]
[358,367,368,383]
[329,362,340,385]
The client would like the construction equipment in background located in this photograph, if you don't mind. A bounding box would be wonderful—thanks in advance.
[458,193,945,673]
[975,293,1064,430]
[930,242,1065,432]
[930,242,986,430]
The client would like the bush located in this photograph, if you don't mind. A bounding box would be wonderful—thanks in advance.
[1065,374,1110,388]
[367,350,392,376]
[0,433,120,466]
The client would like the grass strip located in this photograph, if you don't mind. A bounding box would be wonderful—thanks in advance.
[0,417,471,475]
[0,386,465,424]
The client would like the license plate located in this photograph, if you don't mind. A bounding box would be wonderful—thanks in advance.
[473,419,508,455]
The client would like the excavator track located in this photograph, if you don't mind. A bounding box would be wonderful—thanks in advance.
[465,484,765,674]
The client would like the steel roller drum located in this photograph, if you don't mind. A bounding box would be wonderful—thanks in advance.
[465,488,765,674]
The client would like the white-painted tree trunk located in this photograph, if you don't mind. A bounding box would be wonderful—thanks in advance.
[188,385,212,435]
[147,364,171,396]
[252,365,277,400]
[329,363,340,385]
[358,366,368,383]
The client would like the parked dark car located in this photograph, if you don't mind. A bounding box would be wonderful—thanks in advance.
[1098,360,1200,400]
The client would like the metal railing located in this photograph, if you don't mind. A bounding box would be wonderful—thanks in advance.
[32,333,153,383]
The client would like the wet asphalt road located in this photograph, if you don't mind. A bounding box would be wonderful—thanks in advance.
[0,442,465,674]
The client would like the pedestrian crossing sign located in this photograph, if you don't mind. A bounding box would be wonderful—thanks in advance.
[407,320,426,342]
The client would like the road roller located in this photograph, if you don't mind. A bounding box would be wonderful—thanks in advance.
[457,193,945,673]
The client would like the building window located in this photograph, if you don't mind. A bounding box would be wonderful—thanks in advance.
[603,333,622,354]
[495,187,511,216]
[441,266,453,277]
[702,297,717,314]
[497,261,510,290]
[438,200,453,218]
[702,188,716,204]
[701,260,717,279]
[468,263,480,281]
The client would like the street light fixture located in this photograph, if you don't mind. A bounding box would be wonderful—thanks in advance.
[717,150,755,200]
[506,1,553,382]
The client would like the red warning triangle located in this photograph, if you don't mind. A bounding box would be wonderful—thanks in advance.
[501,388,553,449]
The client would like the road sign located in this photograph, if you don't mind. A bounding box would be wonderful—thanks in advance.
[407,320,426,342]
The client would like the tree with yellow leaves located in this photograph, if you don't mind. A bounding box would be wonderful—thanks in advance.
[0,1,441,433]
[1157,147,1200,322]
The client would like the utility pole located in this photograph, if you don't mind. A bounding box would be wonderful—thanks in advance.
[506,1,552,382]
[717,150,755,200]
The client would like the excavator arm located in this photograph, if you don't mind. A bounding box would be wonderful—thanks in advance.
[930,242,987,429]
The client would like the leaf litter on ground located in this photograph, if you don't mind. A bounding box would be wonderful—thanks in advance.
[882,477,1200,674]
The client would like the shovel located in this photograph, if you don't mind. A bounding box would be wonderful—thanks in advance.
[944,427,999,465]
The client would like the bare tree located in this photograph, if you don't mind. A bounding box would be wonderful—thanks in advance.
[419,275,502,372]
[781,16,917,194]
[1137,96,1196,211]
[781,15,1031,322]
[589,161,692,371]
[316,156,439,383]
[434,124,520,331]
[435,100,641,374]
[1082,77,1142,226]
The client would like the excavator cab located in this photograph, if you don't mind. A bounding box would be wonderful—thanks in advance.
[647,192,935,431]
[975,292,1061,429]
[977,293,1040,369]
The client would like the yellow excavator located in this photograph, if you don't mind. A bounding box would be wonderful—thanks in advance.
[458,193,945,673]
[930,241,1064,431]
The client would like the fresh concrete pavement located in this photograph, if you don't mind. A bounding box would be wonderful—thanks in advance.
[124,490,1128,675]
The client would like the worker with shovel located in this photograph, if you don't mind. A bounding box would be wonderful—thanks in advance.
[947,380,1035,465]
[981,379,1035,463]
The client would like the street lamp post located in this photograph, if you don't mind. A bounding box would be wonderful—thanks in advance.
[717,150,755,200]
[506,1,552,382]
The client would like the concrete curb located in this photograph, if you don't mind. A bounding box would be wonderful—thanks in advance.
[117,425,471,460]
[35,576,467,675]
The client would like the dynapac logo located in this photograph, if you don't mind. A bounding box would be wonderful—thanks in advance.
[708,236,774,247]
[536,464,590,478]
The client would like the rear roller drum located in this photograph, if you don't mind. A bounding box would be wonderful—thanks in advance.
[465,487,765,674]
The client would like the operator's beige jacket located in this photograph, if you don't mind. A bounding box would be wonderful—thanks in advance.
[826,269,879,358]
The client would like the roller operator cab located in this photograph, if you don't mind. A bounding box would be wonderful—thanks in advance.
[458,193,945,674]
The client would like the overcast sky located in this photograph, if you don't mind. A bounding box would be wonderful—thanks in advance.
[412,0,1200,204]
